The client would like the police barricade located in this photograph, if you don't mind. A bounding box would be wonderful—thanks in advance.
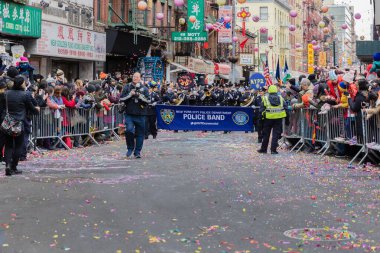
[301,108,329,154]
[322,108,365,165]
[111,104,125,137]
[281,108,303,152]
[88,107,121,142]
[362,111,380,164]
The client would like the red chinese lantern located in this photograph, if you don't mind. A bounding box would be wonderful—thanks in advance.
[189,16,196,23]
[321,6,329,13]
[137,1,147,11]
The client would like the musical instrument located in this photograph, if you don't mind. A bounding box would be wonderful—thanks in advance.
[172,93,185,106]
[205,87,214,97]
[240,91,255,107]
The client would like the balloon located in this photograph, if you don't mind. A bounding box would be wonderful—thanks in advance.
[311,40,317,45]
[289,10,297,18]
[252,15,260,22]
[323,27,330,34]
[223,16,231,23]
[237,0,246,3]
[313,45,320,51]
[289,25,296,32]
[354,13,361,20]
[321,6,329,13]
[233,36,239,42]
[174,0,184,7]
[216,0,225,6]
[179,18,186,25]
[318,21,326,28]
[206,23,214,30]
[268,36,273,41]
[260,27,268,33]
[228,45,233,50]
[137,1,147,11]
[341,24,348,29]
[189,16,196,23]
[156,13,164,20]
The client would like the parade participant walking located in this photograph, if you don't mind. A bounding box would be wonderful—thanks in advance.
[145,82,160,139]
[120,72,149,158]
[257,85,286,154]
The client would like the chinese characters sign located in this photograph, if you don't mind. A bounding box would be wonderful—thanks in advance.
[171,0,207,42]
[28,21,106,62]
[218,6,232,43]
[0,2,42,38]
[307,44,314,74]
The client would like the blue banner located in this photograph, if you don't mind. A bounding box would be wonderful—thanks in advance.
[249,72,266,90]
[156,105,254,131]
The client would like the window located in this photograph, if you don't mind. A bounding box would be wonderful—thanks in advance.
[161,3,164,28]
[260,7,268,21]
[260,53,267,63]
[121,0,125,20]
[97,0,101,22]
[260,32,268,43]
[168,6,172,25]
[152,0,156,26]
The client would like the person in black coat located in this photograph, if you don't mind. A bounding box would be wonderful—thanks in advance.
[0,76,40,176]
[145,83,161,139]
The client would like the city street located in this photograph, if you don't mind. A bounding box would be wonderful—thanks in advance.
[0,132,379,253]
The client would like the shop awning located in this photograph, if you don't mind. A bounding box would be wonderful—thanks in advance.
[106,29,152,56]
[169,61,199,74]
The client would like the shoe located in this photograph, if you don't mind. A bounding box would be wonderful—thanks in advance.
[335,154,346,158]
[334,137,346,142]
[126,150,133,158]
[271,151,279,155]
[367,142,376,148]
[75,145,84,148]
[19,157,27,162]
[11,166,22,175]
[153,135,157,139]
[134,154,141,159]
[257,149,267,154]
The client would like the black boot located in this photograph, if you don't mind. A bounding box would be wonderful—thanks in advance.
[11,165,22,175]
[5,165,12,176]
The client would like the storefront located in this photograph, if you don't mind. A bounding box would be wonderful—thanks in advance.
[27,21,106,82]
[214,63,231,80]
[0,2,42,72]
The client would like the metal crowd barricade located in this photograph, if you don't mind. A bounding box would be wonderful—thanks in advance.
[301,108,329,153]
[281,108,303,152]
[362,111,380,164]
[111,104,125,136]
[88,107,121,142]
[325,108,365,165]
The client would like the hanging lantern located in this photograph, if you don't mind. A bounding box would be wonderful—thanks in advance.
[179,18,186,25]
[174,0,184,7]
[318,21,326,28]
[156,13,164,20]
[321,6,329,13]
[323,27,330,34]
[252,15,260,22]
[216,0,226,6]
[311,40,317,45]
[233,36,239,42]
[223,16,231,23]
[313,45,320,51]
[260,27,268,33]
[228,45,233,50]
[268,35,273,41]
[341,24,348,29]
[206,23,214,30]
[137,1,147,11]
[324,42,329,47]
[237,0,246,3]
[189,16,196,23]
[254,48,259,52]
[289,25,296,32]
[289,10,297,18]
[354,13,361,20]
[295,43,302,48]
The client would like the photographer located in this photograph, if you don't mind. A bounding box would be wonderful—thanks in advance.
[120,72,149,159]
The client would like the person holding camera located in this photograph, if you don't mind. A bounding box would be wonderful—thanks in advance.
[120,72,149,159]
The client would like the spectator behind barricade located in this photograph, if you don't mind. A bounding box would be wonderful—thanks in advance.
[369,53,380,74]
[332,73,354,109]
[61,87,77,109]
[4,66,19,89]
[94,84,107,110]
[35,80,48,107]
[364,82,380,120]
[0,77,7,163]
[308,74,318,86]
[83,84,96,108]
[55,69,67,86]
[33,74,44,85]
[1,75,40,176]
[16,57,34,83]
[292,78,316,109]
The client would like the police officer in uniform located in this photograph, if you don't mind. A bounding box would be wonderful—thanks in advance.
[257,85,287,154]
[199,84,217,106]
[253,87,266,143]
[145,82,160,139]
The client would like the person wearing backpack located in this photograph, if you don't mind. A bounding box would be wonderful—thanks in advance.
[0,76,40,176]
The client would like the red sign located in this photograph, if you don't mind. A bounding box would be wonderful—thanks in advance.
[214,63,231,75]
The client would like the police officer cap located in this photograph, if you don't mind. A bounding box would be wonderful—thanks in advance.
[268,85,278,94]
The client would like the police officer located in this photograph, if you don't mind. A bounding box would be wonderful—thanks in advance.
[253,87,266,143]
[199,84,217,106]
[257,85,287,154]
[145,82,160,139]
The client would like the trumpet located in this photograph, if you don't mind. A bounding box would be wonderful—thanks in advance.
[205,87,214,97]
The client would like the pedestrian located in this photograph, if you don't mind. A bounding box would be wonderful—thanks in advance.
[120,72,149,158]
[0,76,40,176]
[257,85,287,154]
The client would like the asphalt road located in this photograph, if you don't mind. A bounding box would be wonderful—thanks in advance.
[0,131,379,253]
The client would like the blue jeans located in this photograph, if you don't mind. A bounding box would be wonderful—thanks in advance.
[125,114,146,155]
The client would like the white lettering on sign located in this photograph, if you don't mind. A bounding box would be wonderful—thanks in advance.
[183,114,206,120]
[207,115,225,121]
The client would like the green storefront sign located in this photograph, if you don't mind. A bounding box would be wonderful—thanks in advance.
[171,0,207,42]
[0,1,42,38]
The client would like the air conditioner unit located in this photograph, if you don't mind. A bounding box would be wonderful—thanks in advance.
[151,28,158,34]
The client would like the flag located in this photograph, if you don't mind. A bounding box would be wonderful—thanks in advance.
[275,58,281,83]
[239,38,249,49]
[263,59,273,86]
[282,59,291,83]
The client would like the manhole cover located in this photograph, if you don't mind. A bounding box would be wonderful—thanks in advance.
[284,228,357,241]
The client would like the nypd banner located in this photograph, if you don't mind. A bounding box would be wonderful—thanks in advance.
[156,105,254,131]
